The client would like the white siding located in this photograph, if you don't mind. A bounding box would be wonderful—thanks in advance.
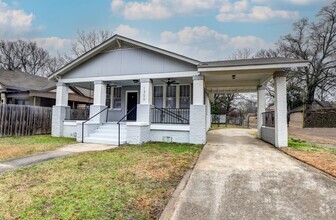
[62,48,197,79]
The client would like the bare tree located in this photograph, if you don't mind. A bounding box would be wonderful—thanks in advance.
[70,29,114,58]
[229,48,254,60]
[277,2,336,107]
[0,40,51,76]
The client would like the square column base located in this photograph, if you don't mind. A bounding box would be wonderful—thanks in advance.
[89,105,108,123]
[52,106,70,137]
[190,105,206,144]
[136,104,152,123]
[126,122,150,144]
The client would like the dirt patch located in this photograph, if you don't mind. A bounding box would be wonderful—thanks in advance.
[283,148,336,177]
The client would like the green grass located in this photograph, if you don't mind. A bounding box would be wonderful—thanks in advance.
[0,135,76,161]
[0,142,203,219]
[288,138,336,155]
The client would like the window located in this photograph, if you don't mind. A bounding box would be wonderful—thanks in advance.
[166,86,176,108]
[180,85,190,109]
[106,85,111,108]
[154,86,163,108]
[112,87,121,109]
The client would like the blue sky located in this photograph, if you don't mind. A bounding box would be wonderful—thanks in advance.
[0,0,333,60]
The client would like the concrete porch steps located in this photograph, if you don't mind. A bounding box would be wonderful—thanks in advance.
[84,123,127,145]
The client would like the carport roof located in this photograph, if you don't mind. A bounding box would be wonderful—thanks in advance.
[198,57,309,68]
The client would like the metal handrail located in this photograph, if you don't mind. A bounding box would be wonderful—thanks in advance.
[117,106,137,146]
[153,107,189,123]
[81,106,109,143]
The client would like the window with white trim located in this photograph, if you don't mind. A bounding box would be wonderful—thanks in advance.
[179,85,190,109]
[166,86,176,108]
[106,85,111,108]
[112,87,121,109]
[154,86,163,108]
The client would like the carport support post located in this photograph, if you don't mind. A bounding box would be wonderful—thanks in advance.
[274,72,288,147]
[257,85,266,139]
[90,80,107,123]
[52,82,70,137]
[190,75,206,144]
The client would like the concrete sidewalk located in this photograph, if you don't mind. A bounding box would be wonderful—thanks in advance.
[0,143,116,174]
[169,129,336,220]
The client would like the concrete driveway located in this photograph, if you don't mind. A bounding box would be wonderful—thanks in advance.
[170,129,336,220]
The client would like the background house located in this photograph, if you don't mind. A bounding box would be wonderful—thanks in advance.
[0,69,93,109]
[289,99,336,128]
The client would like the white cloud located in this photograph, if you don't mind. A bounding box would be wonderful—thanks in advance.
[161,26,229,44]
[111,0,217,20]
[0,0,34,37]
[115,24,140,38]
[33,37,72,55]
[217,0,299,22]
[286,0,323,5]
[229,35,269,49]
[159,26,272,60]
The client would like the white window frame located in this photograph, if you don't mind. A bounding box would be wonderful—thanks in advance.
[153,83,191,109]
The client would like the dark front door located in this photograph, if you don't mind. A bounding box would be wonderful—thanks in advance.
[126,92,137,121]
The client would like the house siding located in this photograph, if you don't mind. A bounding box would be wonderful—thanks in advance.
[62,48,197,80]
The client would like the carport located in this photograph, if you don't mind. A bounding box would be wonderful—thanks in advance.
[198,58,309,147]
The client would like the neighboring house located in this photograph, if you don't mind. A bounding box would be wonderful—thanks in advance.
[48,35,308,147]
[289,100,335,128]
[0,69,92,109]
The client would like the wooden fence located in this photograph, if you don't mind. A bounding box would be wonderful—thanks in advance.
[0,104,52,137]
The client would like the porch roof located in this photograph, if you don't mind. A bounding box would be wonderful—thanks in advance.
[199,58,309,93]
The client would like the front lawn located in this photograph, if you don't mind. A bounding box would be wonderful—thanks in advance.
[0,135,76,161]
[283,138,336,177]
[0,142,202,219]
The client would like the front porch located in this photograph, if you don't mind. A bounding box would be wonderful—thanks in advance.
[53,75,210,145]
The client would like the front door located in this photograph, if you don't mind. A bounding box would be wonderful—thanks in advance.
[126,92,137,121]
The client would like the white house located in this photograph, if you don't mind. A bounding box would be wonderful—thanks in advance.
[48,35,308,147]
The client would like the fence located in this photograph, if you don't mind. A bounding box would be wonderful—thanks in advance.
[305,108,336,128]
[0,104,52,137]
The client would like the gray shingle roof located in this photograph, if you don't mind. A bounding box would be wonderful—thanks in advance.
[0,69,55,91]
[198,57,309,68]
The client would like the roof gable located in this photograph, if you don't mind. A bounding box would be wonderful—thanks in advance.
[49,35,200,80]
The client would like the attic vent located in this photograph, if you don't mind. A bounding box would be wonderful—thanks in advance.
[104,40,141,52]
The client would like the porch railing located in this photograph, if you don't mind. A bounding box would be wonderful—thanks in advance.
[152,107,190,124]
[262,111,275,127]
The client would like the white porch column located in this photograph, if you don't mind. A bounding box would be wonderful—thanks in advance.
[136,78,153,123]
[190,75,206,144]
[56,82,69,106]
[193,75,204,105]
[52,82,70,137]
[257,85,266,139]
[90,80,107,123]
[274,71,288,147]
[93,80,107,106]
[140,78,153,105]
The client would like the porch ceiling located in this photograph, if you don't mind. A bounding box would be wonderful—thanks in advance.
[203,69,274,93]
